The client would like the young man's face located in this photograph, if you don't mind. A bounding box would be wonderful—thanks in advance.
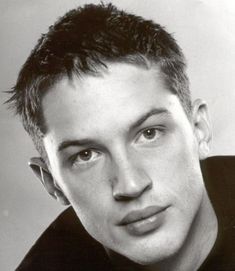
[42,63,207,264]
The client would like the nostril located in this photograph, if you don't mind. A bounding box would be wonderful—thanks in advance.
[112,179,152,201]
[113,192,135,201]
[111,159,153,201]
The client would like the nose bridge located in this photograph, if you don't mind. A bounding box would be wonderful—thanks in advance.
[111,148,152,200]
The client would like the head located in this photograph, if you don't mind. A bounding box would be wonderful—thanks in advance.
[7,2,213,268]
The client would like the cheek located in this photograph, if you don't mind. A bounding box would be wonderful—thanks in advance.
[56,164,113,230]
[165,144,204,217]
[60,174,113,244]
[142,130,203,205]
[61,170,110,209]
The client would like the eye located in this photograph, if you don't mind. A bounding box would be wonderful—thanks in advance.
[136,127,163,144]
[70,149,101,166]
[143,128,157,139]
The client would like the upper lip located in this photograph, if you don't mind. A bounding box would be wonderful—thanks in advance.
[118,205,169,226]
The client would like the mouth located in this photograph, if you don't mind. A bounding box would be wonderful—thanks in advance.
[118,205,169,236]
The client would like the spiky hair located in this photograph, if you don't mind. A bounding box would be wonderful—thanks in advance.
[7,3,191,157]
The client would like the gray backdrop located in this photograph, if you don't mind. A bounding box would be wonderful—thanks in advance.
[1,0,235,270]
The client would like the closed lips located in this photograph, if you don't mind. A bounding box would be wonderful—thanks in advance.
[118,205,169,226]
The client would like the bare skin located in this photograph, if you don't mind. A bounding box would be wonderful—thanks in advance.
[33,62,217,270]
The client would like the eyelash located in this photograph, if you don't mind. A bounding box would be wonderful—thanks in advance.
[69,126,165,167]
[136,126,165,144]
[69,149,101,166]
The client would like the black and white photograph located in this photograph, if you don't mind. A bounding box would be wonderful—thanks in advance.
[1,1,235,270]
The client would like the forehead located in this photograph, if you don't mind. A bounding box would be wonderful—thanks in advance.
[42,63,185,144]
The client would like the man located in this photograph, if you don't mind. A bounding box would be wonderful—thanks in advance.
[7,3,235,271]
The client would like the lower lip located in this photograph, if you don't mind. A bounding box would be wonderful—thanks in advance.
[124,210,166,236]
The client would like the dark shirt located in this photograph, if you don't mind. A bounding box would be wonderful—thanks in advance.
[16,156,235,271]
[199,156,235,270]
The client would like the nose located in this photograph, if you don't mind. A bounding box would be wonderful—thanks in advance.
[111,157,153,201]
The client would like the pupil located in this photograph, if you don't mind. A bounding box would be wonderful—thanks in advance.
[144,129,156,139]
[80,150,91,161]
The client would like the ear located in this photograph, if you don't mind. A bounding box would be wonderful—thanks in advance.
[28,157,70,205]
[192,99,212,160]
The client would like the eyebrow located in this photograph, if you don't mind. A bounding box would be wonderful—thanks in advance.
[58,138,99,153]
[57,107,170,153]
[129,107,170,131]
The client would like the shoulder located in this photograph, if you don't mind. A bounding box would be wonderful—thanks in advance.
[201,155,235,176]
[201,155,235,209]
[200,156,235,270]
[16,208,112,271]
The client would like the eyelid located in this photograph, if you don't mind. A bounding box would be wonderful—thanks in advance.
[69,148,102,167]
[135,126,165,140]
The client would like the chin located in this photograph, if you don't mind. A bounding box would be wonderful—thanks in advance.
[120,237,182,267]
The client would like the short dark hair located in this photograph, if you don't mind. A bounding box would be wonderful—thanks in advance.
[7,2,191,159]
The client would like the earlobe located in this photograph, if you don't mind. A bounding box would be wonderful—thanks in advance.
[28,157,70,205]
[192,99,212,160]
